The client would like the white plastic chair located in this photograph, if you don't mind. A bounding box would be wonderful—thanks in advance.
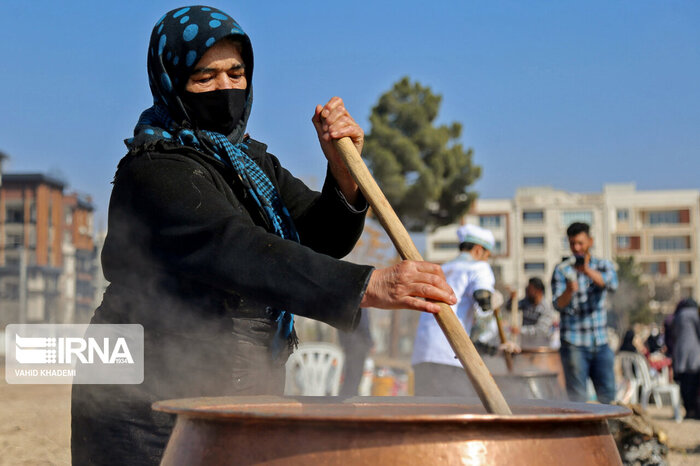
[284,342,345,396]
[616,351,682,422]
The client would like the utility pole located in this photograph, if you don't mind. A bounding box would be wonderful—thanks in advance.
[18,246,27,324]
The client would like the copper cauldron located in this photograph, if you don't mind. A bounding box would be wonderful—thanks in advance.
[512,346,567,390]
[493,370,566,400]
[153,396,630,465]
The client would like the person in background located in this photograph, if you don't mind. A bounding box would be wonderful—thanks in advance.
[646,324,664,354]
[644,323,672,378]
[619,328,640,353]
[411,224,498,396]
[664,312,675,358]
[551,222,618,404]
[507,277,554,348]
[338,308,374,396]
[672,298,700,419]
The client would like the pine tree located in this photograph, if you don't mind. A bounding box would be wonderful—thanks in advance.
[363,77,481,231]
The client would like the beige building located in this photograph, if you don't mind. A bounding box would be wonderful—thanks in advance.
[426,183,700,315]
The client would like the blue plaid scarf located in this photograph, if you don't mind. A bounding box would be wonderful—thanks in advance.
[125,6,299,352]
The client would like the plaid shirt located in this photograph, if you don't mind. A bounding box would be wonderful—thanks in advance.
[551,256,618,347]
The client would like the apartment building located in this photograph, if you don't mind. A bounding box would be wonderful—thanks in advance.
[63,192,97,323]
[426,184,700,315]
[0,173,96,326]
[0,152,6,185]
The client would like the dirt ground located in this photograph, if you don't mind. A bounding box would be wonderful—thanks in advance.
[0,370,71,466]
[1,364,699,465]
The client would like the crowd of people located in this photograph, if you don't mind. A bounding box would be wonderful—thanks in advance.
[405,219,699,419]
[618,300,700,419]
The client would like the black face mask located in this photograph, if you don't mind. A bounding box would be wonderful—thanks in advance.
[180,88,246,135]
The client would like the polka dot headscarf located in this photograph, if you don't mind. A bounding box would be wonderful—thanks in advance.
[128,5,254,148]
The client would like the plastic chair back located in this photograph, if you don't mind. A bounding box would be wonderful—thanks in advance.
[285,342,345,396]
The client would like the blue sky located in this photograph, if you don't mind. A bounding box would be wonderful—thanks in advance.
[1,1,698,226]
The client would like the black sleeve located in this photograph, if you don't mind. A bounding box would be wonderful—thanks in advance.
[262,152,369,258]
[106,154,372,330]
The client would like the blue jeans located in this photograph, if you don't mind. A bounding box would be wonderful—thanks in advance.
[559,341,615,404]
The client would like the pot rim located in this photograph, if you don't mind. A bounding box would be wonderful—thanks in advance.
[152,396,631,423]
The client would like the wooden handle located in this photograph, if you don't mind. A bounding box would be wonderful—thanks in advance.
[494,306,514,373]
[333,137,511,415]
[510,290,519,330]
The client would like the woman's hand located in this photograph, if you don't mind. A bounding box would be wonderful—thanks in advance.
[360,261,457,314]
[311,96,363,205]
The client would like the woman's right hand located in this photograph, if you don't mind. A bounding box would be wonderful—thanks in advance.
[360,261,457,314]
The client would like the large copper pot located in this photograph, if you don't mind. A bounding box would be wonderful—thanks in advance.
[153,396,629,465]
[512,346,567,390]
[479,349,567,400]
[493,370,565,400]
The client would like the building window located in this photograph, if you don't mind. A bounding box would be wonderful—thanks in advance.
[2,282,19,300]
[6,205,24,223]
[493,240,503,254]
[653,236,690,251]
[524,262,546,271]
[29,202,37,223]
[617,209,629,222]
[523,210,544,223]
[647,210,689,225]
[434,241,459,250]
[5,233,22,249]
[643,261,667,275]
[479,215,501,228]
[523,236,545,247]
[617,236,630,249]
[28,228,37,249]
[616,235,641,251]
[561,211,593,227]
[5,257,20,268]
[679,261,692,276]
[561,236,570,250]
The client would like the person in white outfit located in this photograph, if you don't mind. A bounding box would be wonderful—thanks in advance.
[412,224,498,396]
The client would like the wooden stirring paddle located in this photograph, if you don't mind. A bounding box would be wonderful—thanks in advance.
[333,137,512,415]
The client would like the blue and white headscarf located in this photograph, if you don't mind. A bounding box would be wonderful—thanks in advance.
[127,5,299,351]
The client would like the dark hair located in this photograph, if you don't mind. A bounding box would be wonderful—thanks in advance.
[675,297,698,314]
[619,329,637,353]
[459,242,477,252]
[528,277,545,292]
[566,222,590,238]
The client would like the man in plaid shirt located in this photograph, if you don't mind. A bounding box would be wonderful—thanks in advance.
[552,222,618,403]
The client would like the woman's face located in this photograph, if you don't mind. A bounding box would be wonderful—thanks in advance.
[185,40,247,93]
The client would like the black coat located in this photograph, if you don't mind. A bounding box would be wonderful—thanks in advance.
[72,138,372,465]
[100,137,371,329]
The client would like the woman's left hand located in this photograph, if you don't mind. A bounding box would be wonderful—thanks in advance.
[312,97,363,204]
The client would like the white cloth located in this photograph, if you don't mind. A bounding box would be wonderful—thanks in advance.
[412,252,495,368]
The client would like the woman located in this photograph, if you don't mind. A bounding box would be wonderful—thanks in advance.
[619,329,639,353]
[71,6,455,465]
[672,298,700,419]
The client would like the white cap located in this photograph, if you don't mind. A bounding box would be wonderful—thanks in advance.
[457,224,495,251]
